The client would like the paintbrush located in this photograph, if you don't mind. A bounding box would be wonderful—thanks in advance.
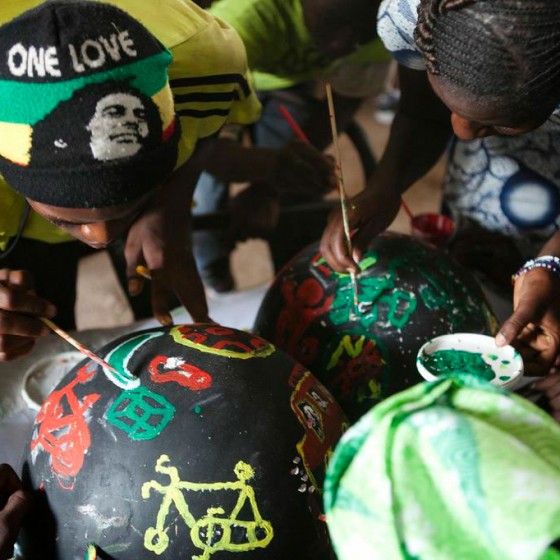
[278,104,311,143]
[85,543,97,560]
[325,82,360,311]
[40,317,119,374]
[136,264,152,280]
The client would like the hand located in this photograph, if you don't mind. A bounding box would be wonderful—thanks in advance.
[497,268,560,376]
[0,464,30,560]
[229,184,281,242]
[531,362,560,422]
[270,141,336,201]
[320,184,401,273]
[0,269,55,361]
[124,201,210,326]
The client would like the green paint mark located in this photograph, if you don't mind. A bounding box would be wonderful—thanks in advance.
[499,376,511,381]
[501,360,510,365]
[85,543,96,560]
[487,354,499,360]
[193,405,202,415]
[106,387,175,441]
[421,350,495,382]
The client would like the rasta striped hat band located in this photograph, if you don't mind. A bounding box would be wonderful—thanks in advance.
[0,0,180,208]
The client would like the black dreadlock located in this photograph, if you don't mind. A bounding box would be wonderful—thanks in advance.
[414,0,560,119]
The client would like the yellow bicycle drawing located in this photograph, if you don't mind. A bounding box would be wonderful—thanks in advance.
[142,454,274,559]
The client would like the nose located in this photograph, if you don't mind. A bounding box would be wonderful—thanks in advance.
[451,113,492,140]
[80,222,121,248]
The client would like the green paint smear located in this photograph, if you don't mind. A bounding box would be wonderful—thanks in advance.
[501,360,510,365]
[487,354,499,360]
[193,405,202,415]
[422,350,495,382]
[499,376,511,381]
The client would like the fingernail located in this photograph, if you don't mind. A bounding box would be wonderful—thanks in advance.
[157,314,173,326]
[495,333,507,346]
[128,278,142,296]
[46,304,57,318]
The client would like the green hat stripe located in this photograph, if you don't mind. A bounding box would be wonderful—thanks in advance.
[0,50,171,124]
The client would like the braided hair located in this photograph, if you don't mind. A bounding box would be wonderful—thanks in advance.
[414,0,560,119]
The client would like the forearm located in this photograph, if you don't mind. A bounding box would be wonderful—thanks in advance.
[197,137,277,184]
[368,110,451,195]
[538,230,560,258]
[366,64,452,196]
[302,94,363,151]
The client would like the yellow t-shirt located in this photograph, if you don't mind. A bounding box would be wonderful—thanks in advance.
[0,0,261,250]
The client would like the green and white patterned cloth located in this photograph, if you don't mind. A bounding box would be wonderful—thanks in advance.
[324,376,560,560]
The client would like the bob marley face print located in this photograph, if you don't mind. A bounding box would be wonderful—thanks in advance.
[87,92,150,161]
[0,1,180,208]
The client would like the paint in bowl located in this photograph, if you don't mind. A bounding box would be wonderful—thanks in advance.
[411,213,455,247]
[416,333,523,390]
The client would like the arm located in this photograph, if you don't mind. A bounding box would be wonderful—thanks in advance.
[300,92,363,151]
[497,230,560,375]
[124,143,212,325]
[0,269,54,361]
[320,64,452,272]
[201,136,336,198]
[0,464,30,560]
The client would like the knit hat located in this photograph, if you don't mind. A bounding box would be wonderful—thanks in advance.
[0,0,180,208]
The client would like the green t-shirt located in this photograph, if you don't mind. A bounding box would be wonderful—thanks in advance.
[210,0,388,91]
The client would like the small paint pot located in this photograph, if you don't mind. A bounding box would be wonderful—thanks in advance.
[411,213,456,247]
[416,333,524,390]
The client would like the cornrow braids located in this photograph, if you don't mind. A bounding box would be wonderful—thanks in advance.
[414,0,560,118]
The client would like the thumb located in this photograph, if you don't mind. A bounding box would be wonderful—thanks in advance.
[496,301,535,346]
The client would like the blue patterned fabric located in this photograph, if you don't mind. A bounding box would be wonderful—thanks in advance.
[377,0,560,260]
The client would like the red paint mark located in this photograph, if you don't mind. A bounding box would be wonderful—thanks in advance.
[289,366,345,491]
[176,325,270,355]
[276,278,333,365]
[30,364,100,490]
[148,356,212,390]
[330,338,384,397]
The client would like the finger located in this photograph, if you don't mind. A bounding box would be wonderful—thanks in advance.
[0,465,23,497]
[171,262,210,324]
[0,270,35,292]
[0,285,56,319]
[496,303,540,347]
[320,223,358,273]
[0,336,36,362]
[123,237,146,297]
[0,311,50,338]
[0,489,29,559]
[533,373,560,392]
[148,269,173,326]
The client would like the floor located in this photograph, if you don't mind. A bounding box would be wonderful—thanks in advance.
[75,95,446,330]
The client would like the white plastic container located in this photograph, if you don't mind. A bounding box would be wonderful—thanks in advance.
[416,333,524,390]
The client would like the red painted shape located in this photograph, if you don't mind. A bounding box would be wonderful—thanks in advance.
[276,278,334,365]
[148,355,212,390]
[30,364,100,490]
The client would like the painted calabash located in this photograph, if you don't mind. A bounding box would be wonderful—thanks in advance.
[19,324,346,560]
[254,233,498,422]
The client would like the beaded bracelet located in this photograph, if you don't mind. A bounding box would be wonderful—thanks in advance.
[511,255,560,283]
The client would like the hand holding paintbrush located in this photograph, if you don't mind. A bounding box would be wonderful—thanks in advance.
[0,269,118,372]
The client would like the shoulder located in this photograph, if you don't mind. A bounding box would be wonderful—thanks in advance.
[377,0,426,70]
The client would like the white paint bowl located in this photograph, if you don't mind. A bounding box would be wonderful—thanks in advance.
[416,333,524,390]
[21,351,85,410]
